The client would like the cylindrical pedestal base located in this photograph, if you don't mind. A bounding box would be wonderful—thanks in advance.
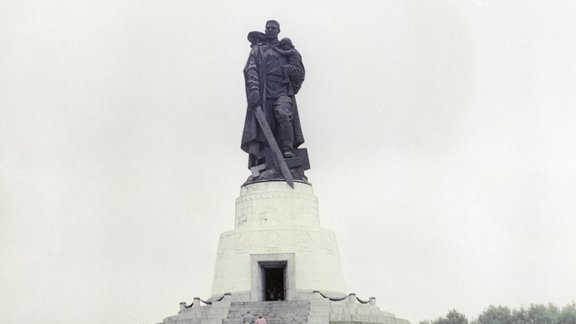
[210,181,346,301]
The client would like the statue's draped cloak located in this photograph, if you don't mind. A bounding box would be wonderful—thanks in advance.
[241,42,305,169]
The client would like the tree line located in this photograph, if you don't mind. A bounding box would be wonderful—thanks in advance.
[420,303,576,324]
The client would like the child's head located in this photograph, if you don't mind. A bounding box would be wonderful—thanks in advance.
[279,38,294,50]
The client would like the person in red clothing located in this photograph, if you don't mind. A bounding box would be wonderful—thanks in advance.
[255,314,267,324]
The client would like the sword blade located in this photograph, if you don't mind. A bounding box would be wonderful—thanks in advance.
[253,106,294,188]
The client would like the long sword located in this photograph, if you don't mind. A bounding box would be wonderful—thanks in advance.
[253,105,294,188]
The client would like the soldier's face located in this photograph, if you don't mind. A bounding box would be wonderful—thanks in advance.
[265,23,280,39]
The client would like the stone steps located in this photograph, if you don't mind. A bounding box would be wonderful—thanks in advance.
[223,301,311,324]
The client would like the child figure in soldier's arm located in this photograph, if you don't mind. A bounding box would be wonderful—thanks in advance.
[276,37,303,85]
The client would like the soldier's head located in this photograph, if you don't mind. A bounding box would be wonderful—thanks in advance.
[265,20,280,40]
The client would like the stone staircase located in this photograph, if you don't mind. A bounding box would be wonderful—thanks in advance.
[223,301,311,324]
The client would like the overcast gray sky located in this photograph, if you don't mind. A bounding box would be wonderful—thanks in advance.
[1,1,575,323]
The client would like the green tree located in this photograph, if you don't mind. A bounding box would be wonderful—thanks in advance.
[558,303,576,324]
[420,309,468,324]
[422,303,576,324]
[443,310,469,324]
[473,305,512,324]
[512,304,559,324]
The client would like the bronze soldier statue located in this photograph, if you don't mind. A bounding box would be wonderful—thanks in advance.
[241,20,309,186]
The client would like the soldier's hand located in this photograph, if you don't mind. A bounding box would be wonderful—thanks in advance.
[285,65,298,74]
[248,89,260,105]
[286,65,303,80]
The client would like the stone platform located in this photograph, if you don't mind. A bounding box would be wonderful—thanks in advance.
[158,292,409,324]
[156,181,410,324]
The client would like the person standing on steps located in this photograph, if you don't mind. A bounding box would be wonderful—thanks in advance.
[255,314,267,324]
[242,310,255,324]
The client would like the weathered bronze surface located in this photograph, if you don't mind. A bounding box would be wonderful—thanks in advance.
[241,20,310,185]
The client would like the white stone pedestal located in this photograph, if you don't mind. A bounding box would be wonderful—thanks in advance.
[210,181,347,301]
[156,180,411,324]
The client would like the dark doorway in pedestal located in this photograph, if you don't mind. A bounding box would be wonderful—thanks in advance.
[262,264,285,301]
